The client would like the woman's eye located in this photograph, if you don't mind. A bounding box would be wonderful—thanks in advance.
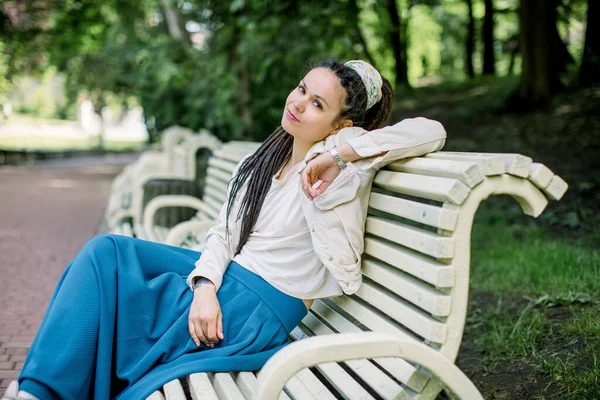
[313,101,322,109]
[298,85,305,93]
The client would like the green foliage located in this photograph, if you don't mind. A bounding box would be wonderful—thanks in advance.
[0,0,591,138]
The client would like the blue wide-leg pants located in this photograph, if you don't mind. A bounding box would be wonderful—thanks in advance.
[18,234,307,400]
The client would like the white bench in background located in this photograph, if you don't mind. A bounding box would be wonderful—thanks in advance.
[105,128,222,237]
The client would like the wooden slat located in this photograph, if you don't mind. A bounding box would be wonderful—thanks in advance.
[188,373,219,399]
[293,368,338,400]
[369,192,459,231]
[205,176,230,196]
[209,157,238,173]
[146,391,166,400]
[364,237,455,288]
[362,259,452,317]
[207,165,235,182]
[440,152,533,178]
[163,379,187,400]
[211,373,247,400]
[235,372,292,400]
[425,152,505,176]
[366,216,454,259]
[202,195,223,218]
[528,163,554,189]
[197,210,215,221]
[543,175,568,200]
[291,326,376,400]
[309,301,429,393]
[300,314,405,399]
[204,184,228,205]
[205,172,231,189]
[388,157,484,188]
[373,171,469,205]
[284,374,320,399]
[497,153,532,177]
[355,281,447,344]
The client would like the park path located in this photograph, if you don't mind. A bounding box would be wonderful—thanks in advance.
[0,154,136,391]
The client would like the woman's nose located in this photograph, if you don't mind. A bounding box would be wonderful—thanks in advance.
[292,100,305,113]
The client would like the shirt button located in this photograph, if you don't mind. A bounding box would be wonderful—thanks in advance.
[328,256,333,261]
[312,228,316,233]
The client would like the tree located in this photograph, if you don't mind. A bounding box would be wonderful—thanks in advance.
[482,0,496,75]
[514,0,573,108]
[579,0,600,86]
[386,0,410,88]
[465,0,475,78]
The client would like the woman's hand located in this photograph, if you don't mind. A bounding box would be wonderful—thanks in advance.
[301,152,341,200]
[188,282,224,348]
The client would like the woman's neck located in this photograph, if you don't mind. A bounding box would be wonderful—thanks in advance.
[290,138,315,166]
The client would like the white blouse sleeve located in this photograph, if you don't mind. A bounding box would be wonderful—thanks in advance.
[185,156,249,292]
[346,117,447,171]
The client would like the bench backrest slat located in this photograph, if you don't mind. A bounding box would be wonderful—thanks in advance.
[368,192,459,231]
[366,216,454,258]
[374,171,470,205]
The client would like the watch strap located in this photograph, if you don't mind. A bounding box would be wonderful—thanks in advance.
[192,277,213,291]
[328,147,347,170]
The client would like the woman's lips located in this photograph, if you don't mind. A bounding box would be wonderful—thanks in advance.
[286,109,300,122]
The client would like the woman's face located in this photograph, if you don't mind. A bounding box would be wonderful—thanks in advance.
[281,67,351,144]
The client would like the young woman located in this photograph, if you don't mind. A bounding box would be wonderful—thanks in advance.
[3,60,446,400]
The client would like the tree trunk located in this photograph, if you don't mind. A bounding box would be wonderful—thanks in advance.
[465,0,475,78]
[229,12,253,136]
[386,0,410,88]
[579,0,600,86]
[515,0,563,108]
[348,0,377,69]
[159,0,191,45]
[482,0,496,75]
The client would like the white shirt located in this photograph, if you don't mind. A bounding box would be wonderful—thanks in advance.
[232,162,343,299]
[186,117,447,297]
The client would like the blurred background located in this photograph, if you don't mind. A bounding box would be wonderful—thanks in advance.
[0,0,598,398]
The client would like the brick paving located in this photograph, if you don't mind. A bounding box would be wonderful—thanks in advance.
[0,154,136,391]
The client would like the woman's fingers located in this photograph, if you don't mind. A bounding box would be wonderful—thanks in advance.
[203,318,218,346]
[217,312,224,340]
[188,320,200,347]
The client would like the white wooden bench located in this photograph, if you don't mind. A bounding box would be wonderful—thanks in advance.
[139,141,261,245]
[137,150,567,399]
[105,128,222,237]
[110,126,192,192]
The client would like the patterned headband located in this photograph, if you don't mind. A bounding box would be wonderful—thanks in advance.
[344,60,383,110]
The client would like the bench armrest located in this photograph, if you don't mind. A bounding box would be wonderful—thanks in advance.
[142,195,206,243]
[165,219,217,248]
[255,332,483,400]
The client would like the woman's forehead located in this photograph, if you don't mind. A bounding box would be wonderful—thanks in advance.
[302,68,346,108]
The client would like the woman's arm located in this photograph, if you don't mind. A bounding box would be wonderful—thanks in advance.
[185,156,250,292]
[302,117,446,198]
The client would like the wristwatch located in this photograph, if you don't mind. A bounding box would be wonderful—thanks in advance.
[192,277,213,292]
[328,147,347,170]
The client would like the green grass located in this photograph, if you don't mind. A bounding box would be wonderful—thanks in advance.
[5,113,75,125]
[469,198,599,298]
[461,195,599,395]
[466,301,551,368]
[561,305,600,339]
[539,350,600,399]
[0,135,145,151]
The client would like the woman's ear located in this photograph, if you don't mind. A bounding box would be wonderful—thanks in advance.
[330,119,354,135]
